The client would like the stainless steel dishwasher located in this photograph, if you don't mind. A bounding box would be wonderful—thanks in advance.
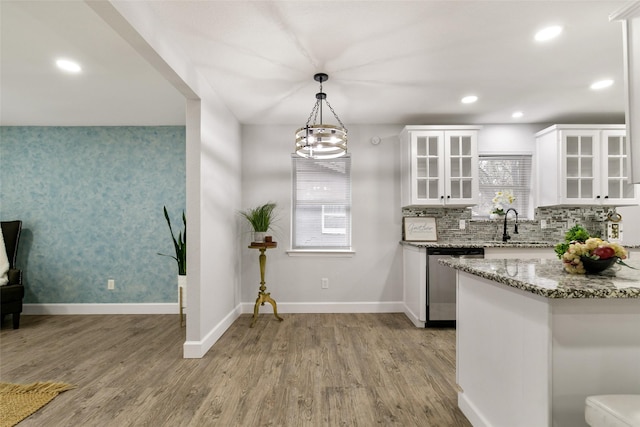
[426,247,484,327]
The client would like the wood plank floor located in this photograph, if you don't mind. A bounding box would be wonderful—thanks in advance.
[0,313,471,426]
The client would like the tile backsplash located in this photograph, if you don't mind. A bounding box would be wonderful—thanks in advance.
[402,206,614,243]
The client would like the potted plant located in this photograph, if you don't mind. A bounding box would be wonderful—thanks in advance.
[240,202,277,242]
[158,206,187,317]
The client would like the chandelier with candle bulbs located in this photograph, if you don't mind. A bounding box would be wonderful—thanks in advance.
[294,73,348,159]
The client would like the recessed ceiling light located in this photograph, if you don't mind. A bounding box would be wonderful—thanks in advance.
[590,79,614,90]
[535,25,563,42]
[512,111,524,119]
[56,59,82,73]
[461,95,478,104]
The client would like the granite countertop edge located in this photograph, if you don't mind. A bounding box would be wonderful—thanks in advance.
[400,241,640,249]
[400,241,550,248]
[438,258,640,299]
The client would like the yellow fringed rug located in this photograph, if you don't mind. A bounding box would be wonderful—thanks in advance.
[0,382,75,427]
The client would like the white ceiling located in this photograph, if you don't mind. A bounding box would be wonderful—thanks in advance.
[0,0,631,127]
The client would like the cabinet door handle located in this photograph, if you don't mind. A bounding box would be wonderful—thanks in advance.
[440,196,444,199]
[447,195,451,199]
[604,195,609,199]
[596,195,601,199]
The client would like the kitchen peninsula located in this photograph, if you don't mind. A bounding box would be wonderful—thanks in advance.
[440,257,640,427]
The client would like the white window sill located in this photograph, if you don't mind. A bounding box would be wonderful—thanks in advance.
[286,249,355,257]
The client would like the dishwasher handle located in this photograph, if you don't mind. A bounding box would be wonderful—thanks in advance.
[459,254,485,259]
[427,248,484,257]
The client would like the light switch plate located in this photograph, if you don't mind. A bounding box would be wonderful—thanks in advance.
[459,220,466,230]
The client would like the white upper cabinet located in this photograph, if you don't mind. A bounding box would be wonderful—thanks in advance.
[401,126,480,207]
[602,129,636,203]
[536,125,639,207]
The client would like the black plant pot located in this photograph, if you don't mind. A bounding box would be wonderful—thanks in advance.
[581,256,617,274]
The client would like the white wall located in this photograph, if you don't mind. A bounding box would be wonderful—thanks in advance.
[477,124,542,154]
[101,1,243,358]
[617,205,640,245]
[240,125,405,312]
[195,98,242,344]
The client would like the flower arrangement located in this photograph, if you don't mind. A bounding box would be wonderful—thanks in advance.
[554,225,627,274]
[491,190,515,216]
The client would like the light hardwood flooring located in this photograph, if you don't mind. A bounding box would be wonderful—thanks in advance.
[0,313,471,426]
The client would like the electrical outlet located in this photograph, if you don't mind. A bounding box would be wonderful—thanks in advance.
[607,222,623,242]
[540,219,547,229]
[108,279,115,290]
[321,278,329,289]
[459,220,466,230]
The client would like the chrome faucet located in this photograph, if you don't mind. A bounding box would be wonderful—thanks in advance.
[502,208,519,242]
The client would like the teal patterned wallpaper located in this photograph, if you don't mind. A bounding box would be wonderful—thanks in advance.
[0,126,186,303]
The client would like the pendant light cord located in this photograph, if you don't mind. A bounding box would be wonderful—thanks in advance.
[303,78,347,133]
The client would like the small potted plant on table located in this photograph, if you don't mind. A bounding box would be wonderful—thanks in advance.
[240,202,277,243]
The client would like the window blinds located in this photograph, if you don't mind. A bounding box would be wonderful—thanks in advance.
[292,156,352,249]
[473,155,532,218]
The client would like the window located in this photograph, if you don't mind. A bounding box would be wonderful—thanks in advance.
[472,155,532,219]
[292,155,351,250]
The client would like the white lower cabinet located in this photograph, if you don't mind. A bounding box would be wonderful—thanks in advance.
[402,245,426,327]
[457,271,640,426]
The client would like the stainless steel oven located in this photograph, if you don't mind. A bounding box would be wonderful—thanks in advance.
[426,247,484,327]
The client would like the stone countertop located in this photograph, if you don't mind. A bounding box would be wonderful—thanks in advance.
[400,240,553,248]
[400,241,640,249]
[439,257,640,299]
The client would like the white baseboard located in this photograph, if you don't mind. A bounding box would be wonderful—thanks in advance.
[23,301,404,316]
[239,301,404,314]
[458,392,490,427]
[183,304,242,358]
[403,305,426,328]
[23,303,178,315]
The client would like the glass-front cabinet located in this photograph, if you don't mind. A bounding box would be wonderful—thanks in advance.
[564,130,598,201]
[603,130,635,203]
[536,125,638,206]
[401,126,479,207]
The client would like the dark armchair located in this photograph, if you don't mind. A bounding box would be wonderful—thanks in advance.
[1,220,24,329]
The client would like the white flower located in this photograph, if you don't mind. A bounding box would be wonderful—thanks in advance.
[490,190,515,215]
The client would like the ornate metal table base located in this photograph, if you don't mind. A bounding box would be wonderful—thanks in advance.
[249,243,283,328]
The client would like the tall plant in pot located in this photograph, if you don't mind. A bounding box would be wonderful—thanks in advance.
[158,206,187,316]
[240,202,277,243]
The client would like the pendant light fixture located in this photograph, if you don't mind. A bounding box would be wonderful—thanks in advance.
[295,73,348,159]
